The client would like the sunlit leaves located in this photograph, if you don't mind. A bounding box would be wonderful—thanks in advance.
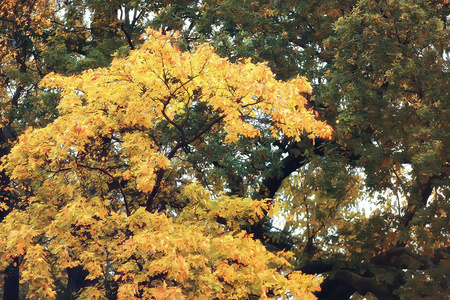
[0,184,322,299]
[8,28,331,201]
[0,29,331,299]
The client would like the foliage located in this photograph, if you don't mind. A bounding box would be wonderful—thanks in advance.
[151,0,450,298]
[0,30,330,299]
[322,1,450,297]
[0,0,449,299]
[0,1,158,297]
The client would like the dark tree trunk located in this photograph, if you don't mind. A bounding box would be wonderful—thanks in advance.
[1,126,19,300]
[66,266,91,299]
[2,258,19,300]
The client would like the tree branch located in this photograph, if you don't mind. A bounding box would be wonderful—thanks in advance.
[75,162,130,217]
[372,247,435,269]
[401,172,445,230]
[145,115,226,212]
[120,22,135,50]
[258,138,327,198]
[332,270,398,300]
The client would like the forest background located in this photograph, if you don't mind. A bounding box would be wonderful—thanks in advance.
[0,0,448,299]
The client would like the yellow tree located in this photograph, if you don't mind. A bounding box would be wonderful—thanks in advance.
[0,29,331,299]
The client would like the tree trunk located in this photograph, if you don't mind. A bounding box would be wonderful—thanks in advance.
[2,258,19,300]
[66,266,90,299]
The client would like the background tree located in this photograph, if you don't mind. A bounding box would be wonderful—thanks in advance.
[0,0,449,299]
[154,1,449,298]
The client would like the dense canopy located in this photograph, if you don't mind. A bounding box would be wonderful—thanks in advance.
[0,0,448,299]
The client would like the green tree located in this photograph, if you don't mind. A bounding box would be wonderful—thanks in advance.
[0,0,449,299]
[320,1,449,298]
[151,0,450,298]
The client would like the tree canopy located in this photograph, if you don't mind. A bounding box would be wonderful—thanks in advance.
[0,0,448,299]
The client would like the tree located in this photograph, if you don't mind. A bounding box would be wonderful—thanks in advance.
[0,0,160,297]
[319,1,449,298]
[0,29,330,299]
[151,0,450,298]
[1,0,449,299]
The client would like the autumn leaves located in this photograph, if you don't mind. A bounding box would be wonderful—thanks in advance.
[0,29,331,299]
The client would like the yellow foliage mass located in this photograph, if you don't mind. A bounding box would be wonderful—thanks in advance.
[0,29,330,299]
